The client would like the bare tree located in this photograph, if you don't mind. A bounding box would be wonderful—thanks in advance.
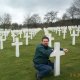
[0,13,11,29]
[24,14,41,28]
[62,13,70,20]
[44,11,57,23]
[66,5,77,19]
[31,14,41,24]
[23,15,31,25]
[3,13,11,24]
[73,0,80,17]
[0,16,2,25]
[73,0,80,10]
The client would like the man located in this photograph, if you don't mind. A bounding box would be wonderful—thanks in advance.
[33,36,68,80]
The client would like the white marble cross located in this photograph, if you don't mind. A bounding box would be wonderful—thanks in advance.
[76,27,80,36]
[23,29,28,38]
[62,28,67,39]
[12,38,23,57]
[25,32,29,45]
[55,28,58,34]
[50,42,65,76]
[58,28,61,36]
[19,30,22,38]
[47,33,54,47]
[43,28,54,47]
[29,31,33,40]
[43,28,49,36]
[71,29,78,45]
[68,27,72,35]
[0,36,5,49]
[3,31,8,41]
[11,33,17,42]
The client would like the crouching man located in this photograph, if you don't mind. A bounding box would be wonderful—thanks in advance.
[33,36,68,80]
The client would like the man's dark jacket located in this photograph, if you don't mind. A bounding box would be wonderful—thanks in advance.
[33,44,53,64]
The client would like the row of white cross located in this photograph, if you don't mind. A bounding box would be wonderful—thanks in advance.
[0,28,41,51]
[46,26,80,45]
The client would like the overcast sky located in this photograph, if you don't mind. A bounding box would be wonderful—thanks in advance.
[0,0,73,24]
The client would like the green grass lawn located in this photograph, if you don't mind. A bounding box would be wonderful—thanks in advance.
[0,29,80,80]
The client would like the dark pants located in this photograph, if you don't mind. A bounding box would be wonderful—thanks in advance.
[34,61,54,78]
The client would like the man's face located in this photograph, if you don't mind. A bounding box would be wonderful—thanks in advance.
[42,39,49,46]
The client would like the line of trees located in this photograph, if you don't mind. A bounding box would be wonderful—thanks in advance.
[0,0,80,29]
[62,0,80,20]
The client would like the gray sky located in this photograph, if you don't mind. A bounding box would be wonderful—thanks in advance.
[0,0,73,24]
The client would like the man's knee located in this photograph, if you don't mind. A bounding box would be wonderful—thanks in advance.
[34,64,52,73]
[46,66,52,72]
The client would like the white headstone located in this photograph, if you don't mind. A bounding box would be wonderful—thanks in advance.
[11,33,16,42]
[50,42,65,76]
[29,31,33,40]
[0,36,5,49]
[23,29,28,38]
[62,28,67,39]
[43,28,54,47]
[76,27,80,36]
[68,26,72,35]
[3,31,7,41]
[58,28,61,36]
[47,33,54,47]
[19,30,22,38]
[71,29,78,45]
[12,38,23,57]
[25,32,29,45]
[55,28,58,34]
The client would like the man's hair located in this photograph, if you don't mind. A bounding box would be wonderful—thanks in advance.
[42,36,49,41]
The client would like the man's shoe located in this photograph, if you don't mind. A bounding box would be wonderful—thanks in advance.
[36,73,42,80]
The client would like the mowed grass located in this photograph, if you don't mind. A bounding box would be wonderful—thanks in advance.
[0,29,80,80]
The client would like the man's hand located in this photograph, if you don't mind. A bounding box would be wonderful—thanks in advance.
[63,48,68,53]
